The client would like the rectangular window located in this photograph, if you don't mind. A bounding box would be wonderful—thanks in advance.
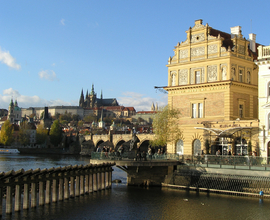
[198,103,203,118]
[239,104,243,118]
[192,104,197,118]
[195,71,200,84]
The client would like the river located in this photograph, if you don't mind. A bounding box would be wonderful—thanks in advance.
[0,154,269,220]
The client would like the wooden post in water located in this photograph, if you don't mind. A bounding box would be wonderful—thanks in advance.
[23,183,30,209]
[89,170,93,193]
[85,173,89,193]
[70,176,75,197]
[59,178,64,201]
[52,179,58,202]
[31,182,37,208]
[75,175,80,196]
[80,173,85,195]
[6,185,13,214]
[45,180,51,204]
[101,168,105,190]
[39,181,45,206]
[64,176,70,199]
[14,184,22,212]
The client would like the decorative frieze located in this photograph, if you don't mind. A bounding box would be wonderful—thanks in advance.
[179,69,188,85]
[191,33,205,43]
[207,65,217,82]
[221,47,226,52]
[179,49,188,59]
[238,45,245,55]
[191,47,205,57]
[208,44,217,54]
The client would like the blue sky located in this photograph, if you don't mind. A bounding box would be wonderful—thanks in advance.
[1,1,270,111]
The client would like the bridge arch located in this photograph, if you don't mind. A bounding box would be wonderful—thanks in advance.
[96,140,105,148]
[115,140,126,151]
[139,139,150,152]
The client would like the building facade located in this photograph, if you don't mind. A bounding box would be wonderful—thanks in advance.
[256,45,270,157]
[165,20,259,156]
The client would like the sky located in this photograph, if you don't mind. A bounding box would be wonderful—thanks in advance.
[1,0,270,112]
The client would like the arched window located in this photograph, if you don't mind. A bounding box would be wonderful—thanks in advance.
[171,73,176,86]
[176,139,184,155]
[268,82,270,96]
[193,139,201,155]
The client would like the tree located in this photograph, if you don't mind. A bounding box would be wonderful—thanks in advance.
[19,121,31,146]
[150,105,182,147]
[0,120,14,146]
[84,114,97,123]
[50,120,62,146]
[36,124,48,144]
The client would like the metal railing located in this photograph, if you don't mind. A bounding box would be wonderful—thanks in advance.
[179,155,270,171]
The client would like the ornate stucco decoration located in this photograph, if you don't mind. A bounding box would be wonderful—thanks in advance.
[191,33,205,43]
[208,44,217,54]
[207,65,217,82]
[179,49,188,59]
[179,69,188,85]
[191,47,205,57]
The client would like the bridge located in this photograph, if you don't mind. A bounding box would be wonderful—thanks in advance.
[85,133,155,150]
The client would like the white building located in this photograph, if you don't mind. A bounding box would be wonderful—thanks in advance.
[256,44,270,157]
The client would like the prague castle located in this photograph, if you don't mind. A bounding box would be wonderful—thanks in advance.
[165,20,260,156]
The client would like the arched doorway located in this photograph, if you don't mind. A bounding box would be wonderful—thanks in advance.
[193,139,201,156]
[176,139,184,155]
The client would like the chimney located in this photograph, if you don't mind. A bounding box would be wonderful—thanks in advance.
[249,33,256,53]
[230,26,242,37]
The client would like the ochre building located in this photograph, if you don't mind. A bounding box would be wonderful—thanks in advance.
[164,19,259,156]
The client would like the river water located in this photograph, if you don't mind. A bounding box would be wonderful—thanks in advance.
[0,154,269,220]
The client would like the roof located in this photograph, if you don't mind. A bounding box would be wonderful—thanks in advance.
[136,111,157,114]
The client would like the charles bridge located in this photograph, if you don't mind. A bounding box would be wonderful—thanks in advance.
[84,133,155,150]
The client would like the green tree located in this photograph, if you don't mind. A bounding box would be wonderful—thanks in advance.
[19,122,31,146]
[0,120,14,146]
[150,105,182,147]
[50,120,62,146]
[84,114,97,123]
[36,124,48,144]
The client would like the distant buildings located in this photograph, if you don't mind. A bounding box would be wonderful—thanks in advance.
[8,99,21,124]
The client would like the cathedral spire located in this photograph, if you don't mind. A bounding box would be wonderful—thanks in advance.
[90,84,95,95]
[101,90,103,99]
[79,89,84,107]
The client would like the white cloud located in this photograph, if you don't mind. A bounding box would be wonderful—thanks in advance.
[0,88,73,109]
[60,19,65,25]
[0,47,21,70]
[38,70,58,81]
[118,92,167,112]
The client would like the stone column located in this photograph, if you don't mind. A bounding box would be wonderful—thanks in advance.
[64,177,69,199]
[59,178,64,201]
[6,185,13,214]
[14,184,22,212]
[75,175,80,197]
[45,180,51,204]
[39,181,45,206]
[70,177,75,198]
[23,183,29,209]
[31,182,37,208]
[52,179,58,203]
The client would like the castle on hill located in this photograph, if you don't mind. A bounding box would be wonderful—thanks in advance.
[79,84,119,108]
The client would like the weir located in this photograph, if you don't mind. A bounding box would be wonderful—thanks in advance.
[0,163,114,215]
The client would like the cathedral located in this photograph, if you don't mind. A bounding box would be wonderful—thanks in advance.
[79,84,119,108]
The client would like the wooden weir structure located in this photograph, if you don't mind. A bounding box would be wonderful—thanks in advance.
[0,162,114,215]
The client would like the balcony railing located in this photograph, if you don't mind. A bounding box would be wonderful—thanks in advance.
[257,45,270,59]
